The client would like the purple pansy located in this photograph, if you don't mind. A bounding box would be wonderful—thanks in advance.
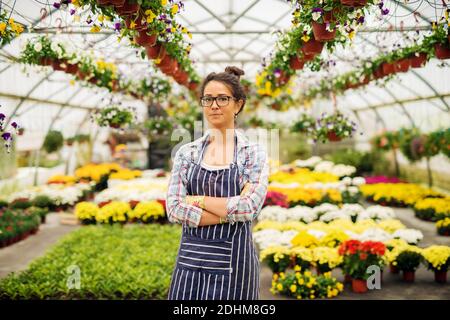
[53,2,61,9]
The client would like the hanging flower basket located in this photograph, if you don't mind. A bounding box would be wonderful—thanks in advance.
[146,44,165,59]
[301,38,324,56]
[108,0,126,6]
[382,62,395,76]
[340,0,367,7]
[125,13,147,31]
[65,62,79,75]
[96,0,114,5]
[52,59,66,71]
[157,54,173,69]
[327,131,342,142]
[188,81,199,91]
[434,270,447,283]
[115,1,139,16]
[434,44,450,60]
[373,66,384,79]
[39,57,52,66]
[393,58,411,73]
[410,52,427,68]
[290,55,305,70]
[351,279,368,293]
[134,30,157,47]
[311,22,336,42]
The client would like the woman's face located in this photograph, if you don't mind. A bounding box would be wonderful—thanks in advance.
[202,81,242,129]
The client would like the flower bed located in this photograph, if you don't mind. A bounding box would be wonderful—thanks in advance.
[414,197,450,222]
[360,183,444,207]
[75,200,165,225]
[0,224,181,298]
[0,208,41,248]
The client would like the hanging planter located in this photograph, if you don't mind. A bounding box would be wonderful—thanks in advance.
[290,55,305,70]
[188,81,199,91]
[146,44,166,60]
[340,0,367,7]
[125,13,147,31]
[434,43,450,60]
[410,52,427,68]
[311,22,336,42]
[52,59,66,71]
[108,0,126,5]
[114,1,139,16]
[39,57,53,66]
[65,62,79,75]
[301,37,324,56]
[327,131,342,142]
[373,66,384,79]
[157,54,173,70]
[134,30,157,47]
[393,58,411,73]
[382,62,395,76]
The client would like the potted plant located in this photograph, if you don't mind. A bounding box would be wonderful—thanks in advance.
[92,104,135,129]
[291,113,315,134]
[43,130,64,154]
[422,245,450,284]
[436,218,450,237]
[313,111,357,143]
[395,249,423,282]
[0,10,25,47]
[338,240,386,293]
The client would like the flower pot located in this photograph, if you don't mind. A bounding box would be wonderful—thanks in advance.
[434,43,450,60]
[301,38,324,56]
[52,59,66,71]
[360,75,370,85]
[134,30,157,47]
[393,58,410,73]
[115,1,139,16]
[129,200,139,209]
[158,54,173,69]
[311,21,336,42]
[303,52,316,61]
[96,0,113,5]
[65,63,79,75]
[340,0,367,6]
[146,44,166,60]
[110,123,121,129]
[382,62,395,76]
[327,131,342,142]
[402,270,415,282]
[434,270,447,283]
[344,274,352,283]
[351,279,368,293]
[373,66,384,79]
[290,55,305,70]
[125,13,147,31]
[40,215,46,224]
[410,53,427,68]
[109,0,126,6]
[188,81,199,91]
[110,79,120,92]
[39,57,53,66]
[390,263,399,274]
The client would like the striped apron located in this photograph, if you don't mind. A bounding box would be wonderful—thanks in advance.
[168,133,260,300]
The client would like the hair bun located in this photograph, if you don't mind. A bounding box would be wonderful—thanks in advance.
[225,66,245,79]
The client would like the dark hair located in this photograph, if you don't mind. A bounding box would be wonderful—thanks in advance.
[200,66,247,115]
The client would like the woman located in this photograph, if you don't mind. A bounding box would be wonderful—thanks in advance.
[166,66,269,300]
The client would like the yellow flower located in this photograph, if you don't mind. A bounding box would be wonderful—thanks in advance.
[301,34,310,42]
[90,25,101,33]
[422,245,450,270]
[161,0,168,5]
[291,231,319,248]
[276,283,283,291]
[75,202,99,221]
[0,22,6,34]
[171,4,179,14]
[290,284,297,293]
[132,201,165,222]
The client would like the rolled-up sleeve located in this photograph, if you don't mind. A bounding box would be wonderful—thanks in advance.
[226,144,269,223]
[166,146,202,227]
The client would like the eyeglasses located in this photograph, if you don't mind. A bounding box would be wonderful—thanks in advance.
[200,95,237,108]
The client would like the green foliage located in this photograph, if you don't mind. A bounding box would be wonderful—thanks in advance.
[396,250,423,272]
[43,130,64,154]
[0,209,40,243]
[0,224,182,299]
[9,199,32,210]
[32,196,54,209]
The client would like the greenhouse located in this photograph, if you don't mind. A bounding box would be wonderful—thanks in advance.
[0,0,449,302]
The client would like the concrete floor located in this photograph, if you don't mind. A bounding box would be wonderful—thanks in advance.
[0,213,79,279]
[0,207,449,299]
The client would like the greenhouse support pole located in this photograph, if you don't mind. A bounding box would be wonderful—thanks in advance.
[33,148,41,186]
[426,157,433,187]
[393,148,400,177]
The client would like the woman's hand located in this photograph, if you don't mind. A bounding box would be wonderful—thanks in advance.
[185,195,205,209]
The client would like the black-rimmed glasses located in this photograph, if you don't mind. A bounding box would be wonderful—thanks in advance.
[200,95,237,108]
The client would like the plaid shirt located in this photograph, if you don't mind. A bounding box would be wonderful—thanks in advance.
[166,129,269,228]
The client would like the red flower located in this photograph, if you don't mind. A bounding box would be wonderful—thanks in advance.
[359,253,368,260]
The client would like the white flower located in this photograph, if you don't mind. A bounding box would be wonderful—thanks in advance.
[319,210,352,223]
[312,11,322,21]
[357,205,396,221]
[34,42,42,52]
[312,203,339,215]
[307,229,326,239]
[288,206,317,223]
[352,177,366,186]
[355,228,392,242]
[342,177,352,186]
[392,229,423,245]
